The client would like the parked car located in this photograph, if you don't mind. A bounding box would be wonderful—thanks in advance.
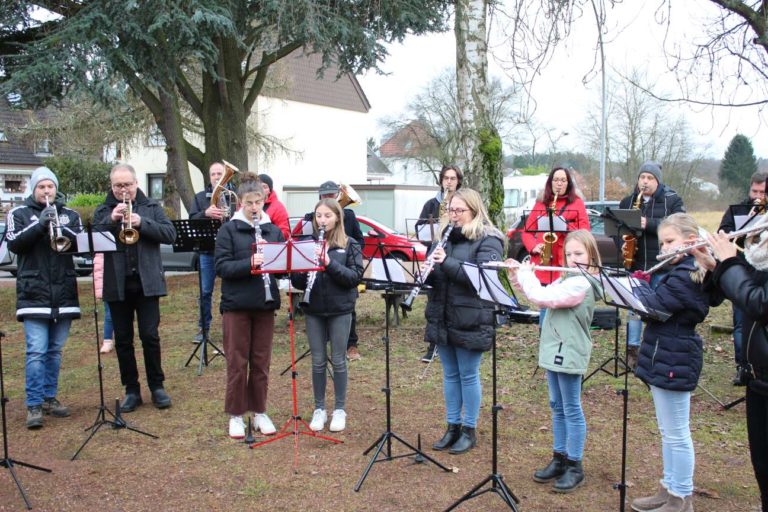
[506,200,621,267]
[290,215,427,261]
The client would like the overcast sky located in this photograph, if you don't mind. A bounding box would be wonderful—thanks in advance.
[358,1,767,160]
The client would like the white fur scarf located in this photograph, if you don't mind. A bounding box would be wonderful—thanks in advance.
[746,230,768,271]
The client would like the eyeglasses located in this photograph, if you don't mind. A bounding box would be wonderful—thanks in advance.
[448,208,469,215]
[111,182,136,190]
[552,178,568,183]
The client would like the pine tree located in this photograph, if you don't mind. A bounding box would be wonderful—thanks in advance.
[720,134,758,194]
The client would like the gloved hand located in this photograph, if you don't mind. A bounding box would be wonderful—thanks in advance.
[40,206,57,227]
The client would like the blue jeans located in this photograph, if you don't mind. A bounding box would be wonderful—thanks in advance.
[198,253,216,331]
[546,370,587,461]
[305,313,351,411]
[103,302,114,340]
[24,318,72,407]
[438,345,483,428]
[733,305,744,365]
[627,271,665,347]
[538,308,547,330]
[650,385,694,497]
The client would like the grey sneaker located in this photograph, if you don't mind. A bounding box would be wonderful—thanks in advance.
[26,405,43,429]
[42,397,70,417]
[193,330,204,344]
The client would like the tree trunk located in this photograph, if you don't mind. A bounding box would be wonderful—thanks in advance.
[158,84,194,216]
[455,0,505,228]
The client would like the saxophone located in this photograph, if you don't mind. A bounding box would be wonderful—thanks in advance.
[621,186,645,269]
[438,188,449,219]
[540,193,558,266]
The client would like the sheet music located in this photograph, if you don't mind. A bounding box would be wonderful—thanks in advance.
[415,222,438,242]
[735,214,760,231]
[296,218,314,236]
[76,231,117,253]
[261,242,288,272]
[364,258,408,283]
[462,263,516,306]
[536,215,568,232]
[602,276,648,313]
[291,239,323,271]
[0,241,8,264]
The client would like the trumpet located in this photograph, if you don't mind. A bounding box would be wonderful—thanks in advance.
[655,221,768,261]
[44,195,71,252]
[118,192,140,245]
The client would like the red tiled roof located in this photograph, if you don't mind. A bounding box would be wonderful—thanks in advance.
[379,121,438,158]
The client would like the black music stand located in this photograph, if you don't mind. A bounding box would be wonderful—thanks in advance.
[249,239,341,468]
[71,224,158,461]
[1,328,52,509]
[355,238,450,492]
[443,262,521,511]
[409,217,439,247]
[174,219,225,375]
[593,265,670,512]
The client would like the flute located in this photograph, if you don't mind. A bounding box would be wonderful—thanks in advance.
[655,221,768,261]
[482,261,593,274]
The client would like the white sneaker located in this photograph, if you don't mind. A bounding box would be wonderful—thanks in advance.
[309,408,327,432]
[254,413,276,435]
[329,409,346,432]
[228,415,245,439]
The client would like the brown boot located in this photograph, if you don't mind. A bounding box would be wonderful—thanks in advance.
[626,345,639,370]
[631,484,670,511]
[652,493,693,512]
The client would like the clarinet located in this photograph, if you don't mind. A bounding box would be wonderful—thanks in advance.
[401,222,454,311]
[253,222,274,303]
[301,226,325,306]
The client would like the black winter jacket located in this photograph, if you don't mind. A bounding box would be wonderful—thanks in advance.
[291,236,363,316]
[416,197,440,227]
[618,185,685,271]
[7,195,81,321]
[424,227,504,352]
[634,256,711,391]
[704,257,768,393]
[215,217,284,312]
[93,189,177,301]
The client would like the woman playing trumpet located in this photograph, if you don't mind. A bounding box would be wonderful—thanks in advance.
[507,230,601,493]
[215,173,284,439]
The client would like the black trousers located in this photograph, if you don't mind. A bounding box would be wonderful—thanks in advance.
[108,280,164,394]
[346,309,358,349]
[747,385,768,510]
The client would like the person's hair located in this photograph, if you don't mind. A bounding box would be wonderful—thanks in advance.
[439,164,463,190]
[751,171,768,185]
[441,188,498,241]
[237,172,263,199]
[110,163,137,180]
[562,229,601,274]
[659,212,700,240]
[542,166,578,204]
[209,161,225,174]
[313,198,348,249]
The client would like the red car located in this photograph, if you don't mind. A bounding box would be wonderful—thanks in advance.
[290,215,426,261]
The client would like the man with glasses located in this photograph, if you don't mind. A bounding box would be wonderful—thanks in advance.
[94,164,177,412]
[416,165,463,363]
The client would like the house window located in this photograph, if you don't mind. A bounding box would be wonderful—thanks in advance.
[147,174,164,202]
[35,139,52,155]
[147,127,166,147]
[4,180,22,193]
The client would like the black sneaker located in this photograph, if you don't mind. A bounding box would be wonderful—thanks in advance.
[733,365,749,386]
[26,405,43,429]
[42,397,70,417]
[421,344,437,363]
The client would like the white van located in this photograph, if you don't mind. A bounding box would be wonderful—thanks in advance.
[503,173,548,225]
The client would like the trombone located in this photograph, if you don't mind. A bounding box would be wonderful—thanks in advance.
[118,192,140,245]
[44,195,72,252]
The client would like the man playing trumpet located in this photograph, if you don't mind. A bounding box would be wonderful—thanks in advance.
[94,164,177,413]
[7,166,81,429]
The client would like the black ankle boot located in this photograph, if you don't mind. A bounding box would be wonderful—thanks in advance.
[533,452,567,483]
[448,426,476,454]
[432,423,461,451]
[553,458,584,493]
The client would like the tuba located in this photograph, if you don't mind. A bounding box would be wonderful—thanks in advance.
[621,186,645,269]
[540,193,558,266]
[211,160,240,219]
[337,184,362,208]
